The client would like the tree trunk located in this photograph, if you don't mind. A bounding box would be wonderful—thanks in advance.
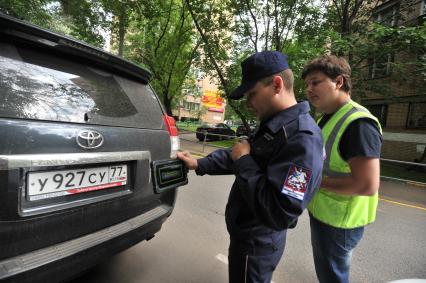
[118,4,126,57]
[185,0,254,125]
[163,92,173,116]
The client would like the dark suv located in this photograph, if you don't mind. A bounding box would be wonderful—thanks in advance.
[0,14,187,282]
[236,123,257,137]
[195,123,235,141]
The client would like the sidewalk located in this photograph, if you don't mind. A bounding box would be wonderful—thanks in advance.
[179,135,426,208]
[180,138,215,157]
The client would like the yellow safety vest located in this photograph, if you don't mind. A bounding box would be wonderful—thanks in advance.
[308,100,382,228]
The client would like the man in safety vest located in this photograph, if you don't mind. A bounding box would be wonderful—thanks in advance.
[302,55,383,283]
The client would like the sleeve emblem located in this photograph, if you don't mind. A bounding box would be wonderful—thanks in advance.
[281,165,312,200]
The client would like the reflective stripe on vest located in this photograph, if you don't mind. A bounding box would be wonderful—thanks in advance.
[308,100,382,228]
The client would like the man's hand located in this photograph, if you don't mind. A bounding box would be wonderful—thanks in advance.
[176,151,198,170]
[231,140,250,161]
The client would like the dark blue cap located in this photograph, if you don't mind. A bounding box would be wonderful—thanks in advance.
[229,51,289,100]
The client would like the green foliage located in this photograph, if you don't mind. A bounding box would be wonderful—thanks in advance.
[1,0,199,115]
[3,0,424,120]
[102,0,141,55]
[223,51,257,123]
[186,0,327,126]
[285,34,330,99]
[230,0,326,52]
[324,0,426,99]
[329,22,426,98]
[124,0,198,115]
[0,0,109,47]
[0,0,54,27]
[185,0,234,90]
[208,139,236,148]
[176,121,202,132]
[57,0,107,47]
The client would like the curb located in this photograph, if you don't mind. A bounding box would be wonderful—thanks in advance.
[189,151,207,158]
[183,149,426,189]
[180,138,231,149]
[381,176,426,188]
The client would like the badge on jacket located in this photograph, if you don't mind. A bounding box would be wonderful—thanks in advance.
[281,164,312,200]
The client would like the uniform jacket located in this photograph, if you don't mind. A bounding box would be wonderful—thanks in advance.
[196,102,324,238]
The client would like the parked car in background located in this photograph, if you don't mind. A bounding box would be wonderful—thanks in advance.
[236,123,257,137]
[196,123,235,141]
[0,14,187,283]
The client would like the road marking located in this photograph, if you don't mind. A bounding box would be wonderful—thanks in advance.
[215,253,276,283]
[379,198,426,211]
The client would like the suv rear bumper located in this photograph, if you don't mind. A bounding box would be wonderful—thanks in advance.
[0,204,171,282]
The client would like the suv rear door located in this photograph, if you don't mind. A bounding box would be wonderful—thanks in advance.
[0,14,181,282]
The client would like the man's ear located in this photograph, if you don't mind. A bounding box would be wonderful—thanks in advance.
[272,75,284,93]
[335,75,344,90]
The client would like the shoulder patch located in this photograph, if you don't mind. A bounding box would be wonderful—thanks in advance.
[281,164,312,200]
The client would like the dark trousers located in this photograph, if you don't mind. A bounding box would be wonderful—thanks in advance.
[309,214,365,283]
[228,231,286,283]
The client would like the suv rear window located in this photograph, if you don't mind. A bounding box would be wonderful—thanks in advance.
[0,42,164,129]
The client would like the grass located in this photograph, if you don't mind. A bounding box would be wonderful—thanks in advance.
[179,126,425,184]
[207,139,237,148]
[177,123,238,133]
[381,162,426,183]
[176,122,200,132]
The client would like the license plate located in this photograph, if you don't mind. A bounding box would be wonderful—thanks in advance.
[27,164,127,201]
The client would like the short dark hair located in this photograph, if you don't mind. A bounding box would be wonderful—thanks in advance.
[301,55,352,93]
[260,69,294,91]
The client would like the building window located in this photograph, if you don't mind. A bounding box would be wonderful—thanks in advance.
[183,101,200,112]
[193,103,200,111]
[369,54,394,78]
[195,69,205,81]
[407,102,426,129]
[369,2,399,79]
[366,104,388,127]
[374,2,399,27]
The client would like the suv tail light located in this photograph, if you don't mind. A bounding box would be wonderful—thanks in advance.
[164,115,180,157]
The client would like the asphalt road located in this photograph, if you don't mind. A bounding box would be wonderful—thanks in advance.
[73,171,426,283]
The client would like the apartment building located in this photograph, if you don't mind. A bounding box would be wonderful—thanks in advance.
[361,0,425,162]
[176,70,226,124]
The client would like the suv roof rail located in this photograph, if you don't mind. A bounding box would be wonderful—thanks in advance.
[0,12,152,83]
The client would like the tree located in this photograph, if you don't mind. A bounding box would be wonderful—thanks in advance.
[231,0,325,52]
[54,0,109,47]
[0,0,109,48]
[326,0,426,99]
[101,0,141,56]
[124,0,199,115]
[1,0,200,116]
[185,0,258,128]
[186,0,326,129]
[0,0,54,26]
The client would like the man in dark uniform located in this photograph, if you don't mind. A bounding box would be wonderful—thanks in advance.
[177,51,324,282]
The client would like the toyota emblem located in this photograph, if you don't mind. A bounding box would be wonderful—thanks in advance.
[76,130,104,149]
